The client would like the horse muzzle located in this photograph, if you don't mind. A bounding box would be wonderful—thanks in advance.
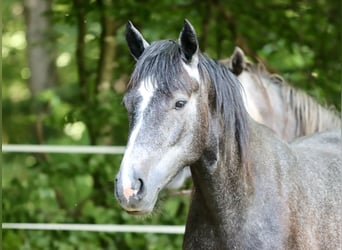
[114,172,157,215]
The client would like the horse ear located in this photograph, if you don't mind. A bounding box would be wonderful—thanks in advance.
[179,19,199,63]
[229,47,245,76]
[125,21,150,60]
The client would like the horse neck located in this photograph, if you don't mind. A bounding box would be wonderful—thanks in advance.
[240,70,284,137]
[244,68,341,140]
[189,113,251,232]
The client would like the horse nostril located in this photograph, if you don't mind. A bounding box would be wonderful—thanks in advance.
[135,178,145,197]
[115,174,120,184]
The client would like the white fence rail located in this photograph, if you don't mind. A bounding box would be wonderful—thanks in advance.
[2,144,126,154]
[2,144,185,235]
[2,223,185,234]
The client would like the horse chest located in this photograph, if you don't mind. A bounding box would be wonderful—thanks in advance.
[184,213,287,250]
[184,184,290,250]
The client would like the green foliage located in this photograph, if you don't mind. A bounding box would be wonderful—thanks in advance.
[3,0,340,249]
[3,151,189,249]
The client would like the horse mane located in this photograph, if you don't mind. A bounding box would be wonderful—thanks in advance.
[128,40,249,163]
[244,62,341,136]
[198,54,249,163]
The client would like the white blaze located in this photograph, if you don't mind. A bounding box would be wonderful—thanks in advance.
[121,78,155,199]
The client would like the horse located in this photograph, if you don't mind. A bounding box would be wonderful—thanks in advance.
[115,20,341,249]
[167,46,341,190]
[221,47,341,141]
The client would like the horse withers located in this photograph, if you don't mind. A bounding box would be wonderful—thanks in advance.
[115,20,341,249]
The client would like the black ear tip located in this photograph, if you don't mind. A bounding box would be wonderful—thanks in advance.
[126,21,133,29]
[183,19,194,31]
[230,47,245,76]
[179,19,198,62]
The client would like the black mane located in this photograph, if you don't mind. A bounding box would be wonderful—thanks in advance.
[129,40,249,161]
[198,54,249,162]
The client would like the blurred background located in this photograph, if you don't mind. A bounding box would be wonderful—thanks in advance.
[2,0,340,249]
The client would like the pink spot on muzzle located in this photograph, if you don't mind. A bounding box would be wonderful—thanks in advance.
[123,187,138,202]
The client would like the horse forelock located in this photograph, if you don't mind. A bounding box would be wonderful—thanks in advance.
[128,40,194,96]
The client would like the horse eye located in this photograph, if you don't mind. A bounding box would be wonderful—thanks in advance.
[175,100,187,110]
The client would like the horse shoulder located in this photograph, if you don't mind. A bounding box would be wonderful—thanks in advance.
[288,130,342,248]
[245,121,295,247]
[247,124,341,248]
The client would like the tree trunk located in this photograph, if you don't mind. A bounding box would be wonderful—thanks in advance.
[24,0,56,95]
[96,0,118,92]
[24,0,57,145]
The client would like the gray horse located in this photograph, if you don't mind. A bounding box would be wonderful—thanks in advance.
[222,47,341,141]
[115,20,341,249]
[168,47,341,190]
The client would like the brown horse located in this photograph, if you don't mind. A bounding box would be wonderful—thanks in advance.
[115,20,341,249]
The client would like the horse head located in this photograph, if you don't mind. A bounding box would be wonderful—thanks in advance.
[115,20,211,215]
